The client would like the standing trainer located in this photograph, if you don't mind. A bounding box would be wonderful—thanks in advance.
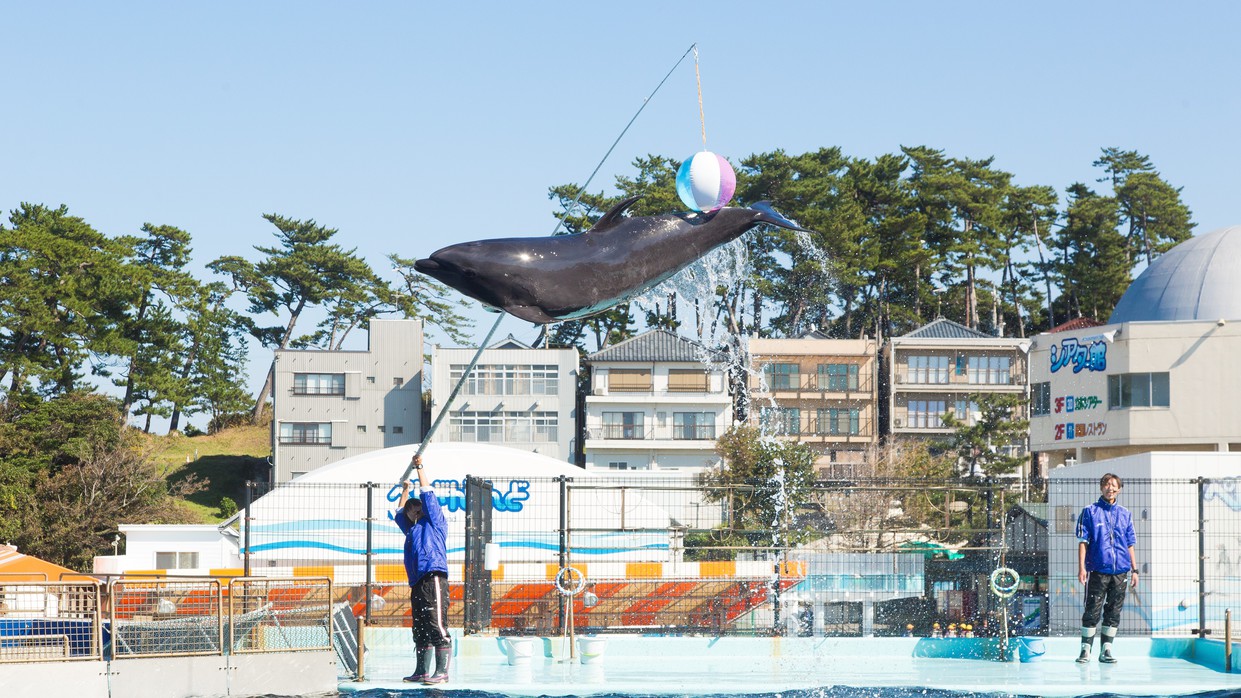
[1076,472,1138,664]
[396,454,452,684]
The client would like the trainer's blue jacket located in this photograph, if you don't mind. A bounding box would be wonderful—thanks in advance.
[1076,496,1136,575]
[395,487,448,586]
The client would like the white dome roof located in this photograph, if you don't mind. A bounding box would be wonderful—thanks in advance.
[1109,225,1241,323]
[297,442,592,484]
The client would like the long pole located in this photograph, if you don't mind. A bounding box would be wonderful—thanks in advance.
[399,313,503,484]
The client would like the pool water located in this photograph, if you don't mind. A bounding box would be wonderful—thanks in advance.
[336,633,1241,698]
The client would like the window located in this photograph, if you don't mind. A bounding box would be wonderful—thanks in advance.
[761,406,801,435]
[906,356,949,384]
[816,408,860,435]
[907,400,947,429]
[764,363,800,390]
[608,369,652,393]
[1108,372,1170,409]
[392,426,404,434]
[607,461,632,470]
[601,412,645,439]
[953,398,979,425]
[451,364,560,395]
[673,412,716,440]
[817,363,859,391]
[356,425,367,433]
[448,412,560,443]
[279,422,332,445]
[393,377,404,387]
[668,369,709,392]
[155,552,200,570]
[1031,382,1051,416]
[292,373,345,395]
[968,355,1011,384]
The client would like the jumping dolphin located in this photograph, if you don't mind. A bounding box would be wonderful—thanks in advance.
[414,196,808,324]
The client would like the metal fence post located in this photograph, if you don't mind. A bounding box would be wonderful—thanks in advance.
[243,480,253,577]
[558,475,569,630]
[365,482,374,624]
[1198,476,1208,638]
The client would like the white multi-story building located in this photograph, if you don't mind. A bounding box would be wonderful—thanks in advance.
[583,329,730,472]
[749,335,880,477]
[884,317,1030,454]
[1030,224,1241,467]
[271,319,423,483]
[429,335,579,463]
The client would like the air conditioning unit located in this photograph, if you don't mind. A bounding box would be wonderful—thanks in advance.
[894,418,904,427]
[592,387,605,395]
[894,374,904,384]
[1014,374,1026,384]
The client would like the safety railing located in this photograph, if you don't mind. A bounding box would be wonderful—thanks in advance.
[228,577,333,653]
[0,581,102,662]
[108,578,223,658]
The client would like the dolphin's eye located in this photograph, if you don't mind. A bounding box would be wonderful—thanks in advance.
[464,269,477,279]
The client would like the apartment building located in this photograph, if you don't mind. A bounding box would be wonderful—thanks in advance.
[884,318,1029,451]
[748,335,880,477]
[271,319,423,483]
[429,335,579,463]
[583,329,730,472]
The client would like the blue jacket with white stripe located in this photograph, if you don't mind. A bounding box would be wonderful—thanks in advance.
[395,487,449,586]
[1076,497,1136,575]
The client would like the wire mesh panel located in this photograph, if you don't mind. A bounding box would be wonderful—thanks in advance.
[109,579,222,658]
[1048,477,1201,636]
[233,473,1239,639]
[228,577,333,653]
[0,581,101,662]
[1203,476,1241,637]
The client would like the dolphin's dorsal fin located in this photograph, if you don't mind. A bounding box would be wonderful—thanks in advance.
[587,195,642,233]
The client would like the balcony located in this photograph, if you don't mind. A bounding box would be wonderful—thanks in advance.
[587,425,718,442]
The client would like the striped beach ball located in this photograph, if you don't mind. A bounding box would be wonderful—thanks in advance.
[676,151,736,213]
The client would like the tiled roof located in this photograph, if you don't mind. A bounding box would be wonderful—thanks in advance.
[586,329,724,363]
[1048,317,1102,333]
[899,318,993,340]
[489,334,531,350]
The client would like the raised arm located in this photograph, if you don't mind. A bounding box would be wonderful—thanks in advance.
[413,454,431,489]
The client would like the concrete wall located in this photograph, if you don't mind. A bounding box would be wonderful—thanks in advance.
[0,651,336,698]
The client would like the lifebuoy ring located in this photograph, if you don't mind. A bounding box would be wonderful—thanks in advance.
[990,567,1020,598]
[555,566,586,596]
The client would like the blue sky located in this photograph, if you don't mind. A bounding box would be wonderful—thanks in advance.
[4,2,1239,407]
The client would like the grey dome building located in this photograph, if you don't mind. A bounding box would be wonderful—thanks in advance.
[1110,225,1241,323]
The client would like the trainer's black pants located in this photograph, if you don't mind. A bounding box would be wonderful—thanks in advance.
[1082,571,1129,629]
[410,572,451,649]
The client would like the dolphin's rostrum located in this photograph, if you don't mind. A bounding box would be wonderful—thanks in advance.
[414,196,808,324]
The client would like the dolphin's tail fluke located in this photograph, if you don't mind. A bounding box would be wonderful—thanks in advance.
[751,201,811,232]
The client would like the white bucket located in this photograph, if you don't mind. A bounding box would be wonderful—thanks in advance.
[577,636,607,664]
[503,637,535,666]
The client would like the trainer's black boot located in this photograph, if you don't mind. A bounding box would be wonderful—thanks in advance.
[1076,627,1095,664]
[423,645,452,684]
[403,646,432,682]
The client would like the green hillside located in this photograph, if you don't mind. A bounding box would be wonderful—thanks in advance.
[151,425,271,522]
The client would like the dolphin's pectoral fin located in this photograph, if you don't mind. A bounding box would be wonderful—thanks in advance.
[587,195,642,234]
[504,305,559,325]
